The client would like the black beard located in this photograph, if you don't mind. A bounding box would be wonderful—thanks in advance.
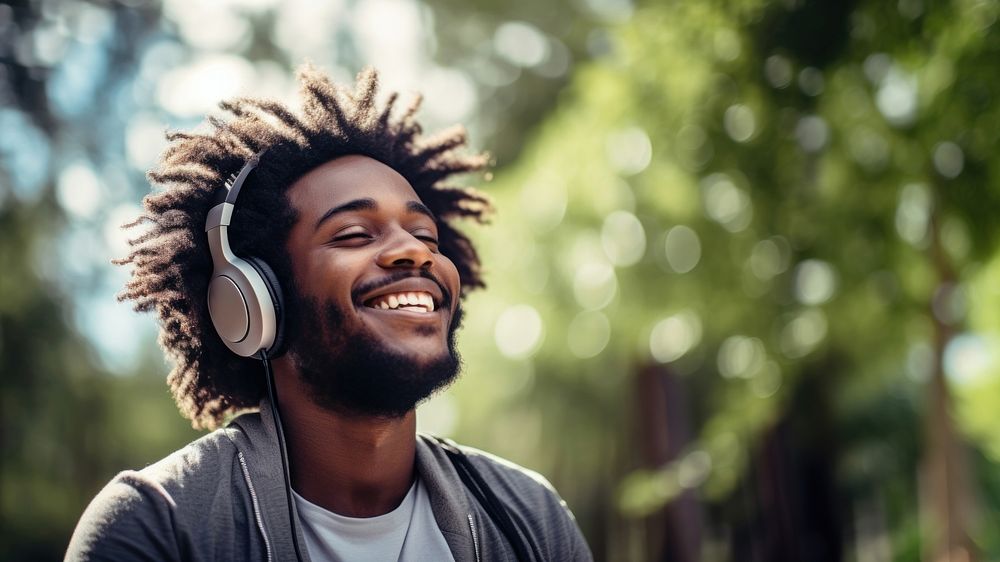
[286,292,463,419]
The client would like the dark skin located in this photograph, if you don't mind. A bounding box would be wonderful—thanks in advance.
[271,155,462,518]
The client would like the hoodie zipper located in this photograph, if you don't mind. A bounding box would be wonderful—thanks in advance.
[238,450,274,562]
[468,513,481,562]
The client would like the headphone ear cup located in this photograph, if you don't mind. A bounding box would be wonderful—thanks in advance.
[207,253,278,358]
[243,256,285,358]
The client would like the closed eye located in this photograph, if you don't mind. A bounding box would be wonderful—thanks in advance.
[413,232,440,252]
[331,232,373,243]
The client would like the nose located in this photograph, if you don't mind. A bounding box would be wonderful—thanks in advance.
[377,228,434,270]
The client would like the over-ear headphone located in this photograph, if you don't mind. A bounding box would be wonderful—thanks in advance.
[207,153,302,561]
[205,150,284,358]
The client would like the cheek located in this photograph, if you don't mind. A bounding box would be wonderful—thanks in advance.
[299,251,360,302]
[436,255,461,297]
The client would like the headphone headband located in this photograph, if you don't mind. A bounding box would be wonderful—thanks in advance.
[225,150,265,205]
[206,149,267,231]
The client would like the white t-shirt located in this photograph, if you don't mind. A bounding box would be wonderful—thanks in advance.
[293,478,455,562]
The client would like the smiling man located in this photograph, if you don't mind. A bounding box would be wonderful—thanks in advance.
[66,67,591,561]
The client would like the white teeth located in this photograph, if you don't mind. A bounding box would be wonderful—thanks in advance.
[370,291,436,312]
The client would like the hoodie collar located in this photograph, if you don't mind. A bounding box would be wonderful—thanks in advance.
[229,403,478,561]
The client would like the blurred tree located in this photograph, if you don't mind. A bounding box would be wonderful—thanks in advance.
[425,0,605,163]
[0,1,201,559]
[458,0,1000,560]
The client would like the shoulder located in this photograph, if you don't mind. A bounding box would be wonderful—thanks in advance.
[112,426,240,505]
[421,435,593,561]
[455,442,565,510]
[66,428,240,561]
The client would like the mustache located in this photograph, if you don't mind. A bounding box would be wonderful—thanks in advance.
[352,270,453,308]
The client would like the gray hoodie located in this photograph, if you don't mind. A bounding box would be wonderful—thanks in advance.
[66,402,592,561]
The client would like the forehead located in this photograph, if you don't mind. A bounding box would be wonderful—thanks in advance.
[286,155,422,220]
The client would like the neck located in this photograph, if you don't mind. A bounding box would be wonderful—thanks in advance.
[272,358,417,518]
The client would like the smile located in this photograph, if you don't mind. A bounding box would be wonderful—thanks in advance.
[365,291,436,313]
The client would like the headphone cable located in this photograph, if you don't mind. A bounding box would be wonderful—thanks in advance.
[261,352,305,562]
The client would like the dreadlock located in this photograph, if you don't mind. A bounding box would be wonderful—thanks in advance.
[116,66,492,430]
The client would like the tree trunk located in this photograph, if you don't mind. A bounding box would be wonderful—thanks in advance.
[635,364,702,562]
[922,208,976,562]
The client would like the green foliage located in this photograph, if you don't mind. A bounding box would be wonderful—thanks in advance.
[452,0,1000,558]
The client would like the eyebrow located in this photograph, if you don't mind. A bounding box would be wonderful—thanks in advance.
[314,197,438,230]
[314,198,377,230]
[407,201,437,222]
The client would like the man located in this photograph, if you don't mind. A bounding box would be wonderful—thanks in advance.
[66,66,591,561]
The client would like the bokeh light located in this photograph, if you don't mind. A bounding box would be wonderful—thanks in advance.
[494,304,544,358]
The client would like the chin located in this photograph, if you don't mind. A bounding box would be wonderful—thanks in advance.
[387,341,453,365]
[286,295,464,417]
[297,320,460,417]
